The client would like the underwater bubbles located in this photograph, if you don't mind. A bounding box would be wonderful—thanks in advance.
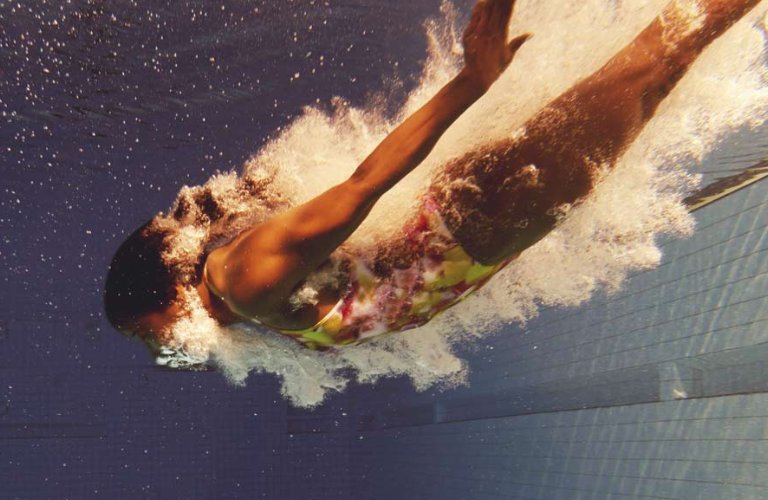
[156,0,768,407]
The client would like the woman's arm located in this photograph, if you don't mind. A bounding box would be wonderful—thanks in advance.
[351,0,530,196]
[206,0,530,320]
[349,69,484,197]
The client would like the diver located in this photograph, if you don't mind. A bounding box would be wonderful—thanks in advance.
[105,0,761,355]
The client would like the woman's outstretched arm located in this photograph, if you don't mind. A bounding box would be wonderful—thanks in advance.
[352,0,530,196]
[206,0,530,321]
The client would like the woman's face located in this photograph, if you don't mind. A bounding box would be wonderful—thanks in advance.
[121,285,187,340]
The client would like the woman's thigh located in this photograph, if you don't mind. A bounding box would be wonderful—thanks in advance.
[429,103,609,265]
[429,38,671,265]
[430,0,755,265]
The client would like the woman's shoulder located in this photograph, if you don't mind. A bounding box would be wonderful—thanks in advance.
[201,247,228,301]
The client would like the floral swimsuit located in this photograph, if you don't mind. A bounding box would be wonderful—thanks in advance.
[273,194,515,350]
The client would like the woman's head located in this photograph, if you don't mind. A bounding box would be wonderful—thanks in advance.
[103,219,183,342]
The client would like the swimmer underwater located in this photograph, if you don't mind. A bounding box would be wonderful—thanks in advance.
[104,0,761,363]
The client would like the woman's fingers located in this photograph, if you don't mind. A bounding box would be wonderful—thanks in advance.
[467,0,517,39]
[462,0,484,44]
[474,0,491,32]
[462,0,529,88]
[491,0,516,31]
[507,33,531,57]
[465,1,481,33]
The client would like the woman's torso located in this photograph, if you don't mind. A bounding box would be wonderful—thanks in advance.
[204,192,516,350]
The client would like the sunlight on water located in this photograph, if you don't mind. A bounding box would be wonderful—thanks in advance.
[153,0,768,407]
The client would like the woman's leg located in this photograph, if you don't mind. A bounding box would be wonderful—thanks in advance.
[432,0,761,264]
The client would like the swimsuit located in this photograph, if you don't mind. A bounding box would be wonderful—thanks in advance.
[203,194,515,350]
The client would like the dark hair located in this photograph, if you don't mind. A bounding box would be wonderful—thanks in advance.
[103,219,178,332]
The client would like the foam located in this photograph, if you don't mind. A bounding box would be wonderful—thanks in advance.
[661,0,707,51]
[155,0,768,407]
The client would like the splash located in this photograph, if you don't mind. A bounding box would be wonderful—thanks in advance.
[154,0,768,407]
[661,0,707,51]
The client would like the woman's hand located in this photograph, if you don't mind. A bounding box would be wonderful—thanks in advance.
[461,0,530,91]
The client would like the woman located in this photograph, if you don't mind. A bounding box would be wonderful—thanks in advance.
[105,0,760,354]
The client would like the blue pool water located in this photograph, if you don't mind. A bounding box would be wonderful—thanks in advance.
[1,0,767,498]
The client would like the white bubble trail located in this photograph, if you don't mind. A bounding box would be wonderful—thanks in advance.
[158,0,768,408]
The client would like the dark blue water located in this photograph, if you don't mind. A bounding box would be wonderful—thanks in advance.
[2,1,767,499]
[0,1,454,497]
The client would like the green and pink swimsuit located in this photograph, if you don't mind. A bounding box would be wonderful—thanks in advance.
[276,194,515,350]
